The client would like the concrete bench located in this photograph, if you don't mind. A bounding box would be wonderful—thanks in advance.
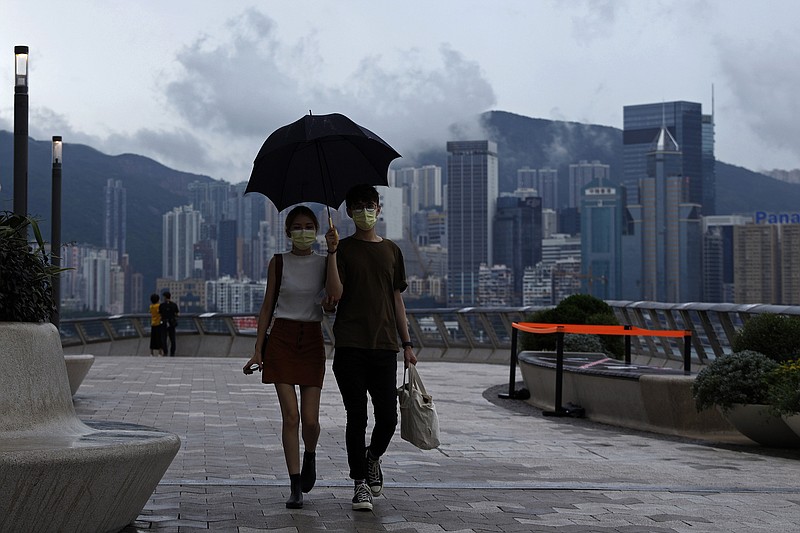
[0,323,181,533]
[518,351,747,443]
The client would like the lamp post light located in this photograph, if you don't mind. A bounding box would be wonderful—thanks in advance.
[13,45,29,216]
[51,136,63,329]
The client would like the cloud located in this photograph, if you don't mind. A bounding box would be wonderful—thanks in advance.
[160,8,496,177]
[717,31,800,170]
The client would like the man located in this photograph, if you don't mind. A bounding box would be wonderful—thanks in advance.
[326,184,417,512]
[159,291,180,357]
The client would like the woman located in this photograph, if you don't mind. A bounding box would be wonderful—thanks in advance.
[243,205,340,509]
[148,293,164,356]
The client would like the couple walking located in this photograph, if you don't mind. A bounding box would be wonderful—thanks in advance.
[243,184,417,511]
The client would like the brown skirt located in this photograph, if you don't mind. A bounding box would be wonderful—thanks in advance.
[262,318,325,387]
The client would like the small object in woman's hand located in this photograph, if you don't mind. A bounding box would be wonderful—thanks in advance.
[243,363,261,375]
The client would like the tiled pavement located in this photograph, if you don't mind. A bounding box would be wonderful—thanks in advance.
[72,356,800,532]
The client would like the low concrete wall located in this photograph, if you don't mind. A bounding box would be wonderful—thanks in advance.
[518,351,746,443]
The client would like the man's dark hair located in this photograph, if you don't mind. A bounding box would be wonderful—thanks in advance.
[345,184,379,209]
[163,291,171,299]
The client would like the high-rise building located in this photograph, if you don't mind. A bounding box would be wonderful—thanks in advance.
[163,205,202,280]
[218,219,238,278]
[493,193,542,305]
[446,140,499,306]
[477,264,513,307]
[580,182,624,300]
[517,167,537,190]
[781,225,800,305]
[103,179,127,258]
[702,215,751,303]
[629,126,702,302]
[418,165,443,210]
[623,101,714,215]
[734,224,780,304]
[568,160,610,209]
[536,168,558,210]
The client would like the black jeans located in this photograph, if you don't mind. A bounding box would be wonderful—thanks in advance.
[332,347,398,481]
[161,325,177,356]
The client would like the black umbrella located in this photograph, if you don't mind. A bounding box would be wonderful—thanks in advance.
[245,112,401,226]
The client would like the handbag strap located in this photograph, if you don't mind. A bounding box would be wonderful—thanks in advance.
[272,253,284,317]
[260,254,283,357]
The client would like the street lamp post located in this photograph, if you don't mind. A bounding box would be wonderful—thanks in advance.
[51,136,63,329]
[13,45,29,216]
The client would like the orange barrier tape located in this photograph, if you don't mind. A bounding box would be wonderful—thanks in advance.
[512,322,690,338]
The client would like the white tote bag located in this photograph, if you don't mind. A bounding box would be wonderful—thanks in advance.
[397,364,441,450]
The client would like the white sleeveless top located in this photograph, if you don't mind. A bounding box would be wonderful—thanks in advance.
[273,252,327,323]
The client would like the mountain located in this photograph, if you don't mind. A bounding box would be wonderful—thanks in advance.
[0,131,216,293]
[413,110,800,214]
[2,110,799,300]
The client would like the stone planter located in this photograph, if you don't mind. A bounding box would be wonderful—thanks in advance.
[722,404,800,448]
[0,322,181,533]
[782,413,800,440]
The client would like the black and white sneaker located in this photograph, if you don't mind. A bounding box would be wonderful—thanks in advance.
[352,482,373,511]
[366,450,383,497]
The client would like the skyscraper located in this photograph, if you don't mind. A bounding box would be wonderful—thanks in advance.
[734,224,780,304]
[163,205,202,280]
[218,219,238,278]
[568,160,610,209]
[580,181,623,299]
[623,101,714,214]
[702,215,751,302]
[627,126,702,302]
[493,192,542,305]
[103,179,127,259]
[447,140,498,306]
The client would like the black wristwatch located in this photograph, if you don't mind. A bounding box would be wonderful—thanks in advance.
[401,341,414,349]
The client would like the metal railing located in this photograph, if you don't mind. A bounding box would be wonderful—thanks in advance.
[59,302,800,365]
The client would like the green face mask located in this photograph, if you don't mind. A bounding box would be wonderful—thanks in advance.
[352,209,377,231]
[290,229,317,250]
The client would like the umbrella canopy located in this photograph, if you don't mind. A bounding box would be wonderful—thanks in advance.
[245,113,401,212]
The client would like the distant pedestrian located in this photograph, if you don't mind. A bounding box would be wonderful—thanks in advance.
[159,291,180,356]
[148,293,164,357]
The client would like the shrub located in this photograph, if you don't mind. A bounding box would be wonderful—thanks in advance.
[768,360,800,416]
[731,313,800,363]
[0,212,59,323]
[519,294,623,358]
[563,333,605,354]
[692,350,780,413]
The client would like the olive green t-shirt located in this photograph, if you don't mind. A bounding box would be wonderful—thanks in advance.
[333,236,408,351]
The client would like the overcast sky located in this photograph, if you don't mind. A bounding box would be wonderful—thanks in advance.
[2,0,799,183]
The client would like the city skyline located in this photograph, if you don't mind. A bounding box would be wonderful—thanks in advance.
[3,1,800,185]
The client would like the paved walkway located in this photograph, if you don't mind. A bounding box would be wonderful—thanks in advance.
[73,356,800,533]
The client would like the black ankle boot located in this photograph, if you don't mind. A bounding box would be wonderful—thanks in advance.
[301,451,316,493]
[286,473,303,509]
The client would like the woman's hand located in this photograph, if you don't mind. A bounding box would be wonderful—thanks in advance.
[243,353,263,375]
[322,295,339,313]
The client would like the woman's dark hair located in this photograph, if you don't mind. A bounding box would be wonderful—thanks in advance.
[284,205,319,236]
[150,293,160,304]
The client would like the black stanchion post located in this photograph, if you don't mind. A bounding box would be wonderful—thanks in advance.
[683,334,691,372]
[554,330,564,412]
[624,325,632,365]
[499,326,519,399]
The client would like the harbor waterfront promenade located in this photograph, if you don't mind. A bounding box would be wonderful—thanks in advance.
[69,355,800,533]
